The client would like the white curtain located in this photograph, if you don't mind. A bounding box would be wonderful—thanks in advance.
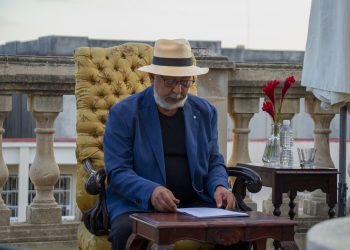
[302,0,350,106]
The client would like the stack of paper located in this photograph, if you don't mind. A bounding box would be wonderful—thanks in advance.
[176,207,249,218]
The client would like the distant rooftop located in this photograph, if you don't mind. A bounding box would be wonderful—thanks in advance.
[0,35,304,63]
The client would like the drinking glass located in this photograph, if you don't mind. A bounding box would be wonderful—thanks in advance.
[297,148,317,168]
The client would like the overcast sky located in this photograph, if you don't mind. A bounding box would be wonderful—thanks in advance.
[0,0,312,50]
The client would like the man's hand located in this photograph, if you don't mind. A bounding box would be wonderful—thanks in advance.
[214,186,236,210]
[151,186,180,212]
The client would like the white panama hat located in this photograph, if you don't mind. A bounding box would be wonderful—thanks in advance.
[138,39,209,77]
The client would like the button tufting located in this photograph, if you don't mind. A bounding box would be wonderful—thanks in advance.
[99,116,106,123]
[74,44,157,220]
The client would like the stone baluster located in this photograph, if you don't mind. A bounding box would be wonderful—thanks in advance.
[262,98,300,217]
[0,95,11,226]
[227,97,260,166]
[26,95,63,224]
[303,97,337,217]
[197,56,234,164]
[227,96,260,210]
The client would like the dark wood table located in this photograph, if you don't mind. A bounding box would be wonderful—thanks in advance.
[238,163,338,219]
[126,211,298,250]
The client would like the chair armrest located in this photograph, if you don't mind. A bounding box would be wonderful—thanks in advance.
[83,159,106,195]
[227,165,262,211]
[82,159,109,236]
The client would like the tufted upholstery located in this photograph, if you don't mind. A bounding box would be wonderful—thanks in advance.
[74,43,206,250]
[75,44,154,213]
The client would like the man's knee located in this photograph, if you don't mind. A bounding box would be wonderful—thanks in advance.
[109,213,133,250]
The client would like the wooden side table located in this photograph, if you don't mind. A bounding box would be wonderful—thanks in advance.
[236,163,338,219]
[126,211,298,250]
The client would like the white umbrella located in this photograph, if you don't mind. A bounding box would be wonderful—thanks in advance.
[302,0,350,216]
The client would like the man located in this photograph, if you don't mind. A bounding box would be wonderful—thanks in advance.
[104,39,245,250]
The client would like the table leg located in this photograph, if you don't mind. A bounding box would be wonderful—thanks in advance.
[126,233,149,250]
[273,240,299,250]
[326,190,337,218]
[272,188,282,217]
[328,204,336,218]
[273,204,281,217]
[288,190,297,220]
[252,238,266,250]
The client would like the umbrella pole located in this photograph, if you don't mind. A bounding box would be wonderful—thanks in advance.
[338,105,348,217]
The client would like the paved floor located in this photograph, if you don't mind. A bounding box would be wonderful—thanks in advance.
[5,241,78,250]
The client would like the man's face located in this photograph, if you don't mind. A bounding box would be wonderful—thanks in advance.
[152,74,193,110]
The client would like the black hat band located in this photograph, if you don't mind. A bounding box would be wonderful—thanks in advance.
[152,56,193,67]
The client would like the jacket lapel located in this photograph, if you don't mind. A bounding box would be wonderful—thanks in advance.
[183,99,201,190]
[139,88,166,183]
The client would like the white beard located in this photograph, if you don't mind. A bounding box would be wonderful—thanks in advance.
[153,89,188,110]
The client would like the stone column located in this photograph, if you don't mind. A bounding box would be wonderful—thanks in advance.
[227,96,260,211]
[227,97,260,166]
[0,95,11,226]
[262,98,300,217]
[197,56,234,163]
[26,95,63,224]
[303,97,337,217]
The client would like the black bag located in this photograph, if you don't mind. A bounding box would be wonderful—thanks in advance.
[82,159,110,236]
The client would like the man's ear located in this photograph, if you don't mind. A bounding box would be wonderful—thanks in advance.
[149,73,155,86]
[149,73,154,82]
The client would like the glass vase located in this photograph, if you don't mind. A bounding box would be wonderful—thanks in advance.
[262,123,281,167]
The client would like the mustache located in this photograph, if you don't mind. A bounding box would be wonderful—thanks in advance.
[169,92,185,100]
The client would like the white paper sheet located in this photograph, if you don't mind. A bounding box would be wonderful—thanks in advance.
[176,207,249,218]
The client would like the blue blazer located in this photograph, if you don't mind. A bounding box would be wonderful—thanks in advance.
[103,86,229,222]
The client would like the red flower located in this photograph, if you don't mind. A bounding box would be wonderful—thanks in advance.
[282,75,296,99]
[263,80,279,106]
[262,75,295,125]
[262,101,275,121]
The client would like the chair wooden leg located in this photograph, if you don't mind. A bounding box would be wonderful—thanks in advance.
[252,238,266,250]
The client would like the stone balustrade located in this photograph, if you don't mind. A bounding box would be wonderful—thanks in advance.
[0,55,348,249]
[229,63,347,219]
[228,62,306,165]
[0,55,74,226]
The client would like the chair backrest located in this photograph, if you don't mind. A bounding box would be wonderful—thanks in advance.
[75,43,153,212]
[74,43,198,213]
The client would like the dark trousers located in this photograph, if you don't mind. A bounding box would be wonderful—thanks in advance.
[108,200,250,250]
[108,212,135,250]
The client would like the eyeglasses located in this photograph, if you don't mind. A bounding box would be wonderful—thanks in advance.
[158,76,195,88]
